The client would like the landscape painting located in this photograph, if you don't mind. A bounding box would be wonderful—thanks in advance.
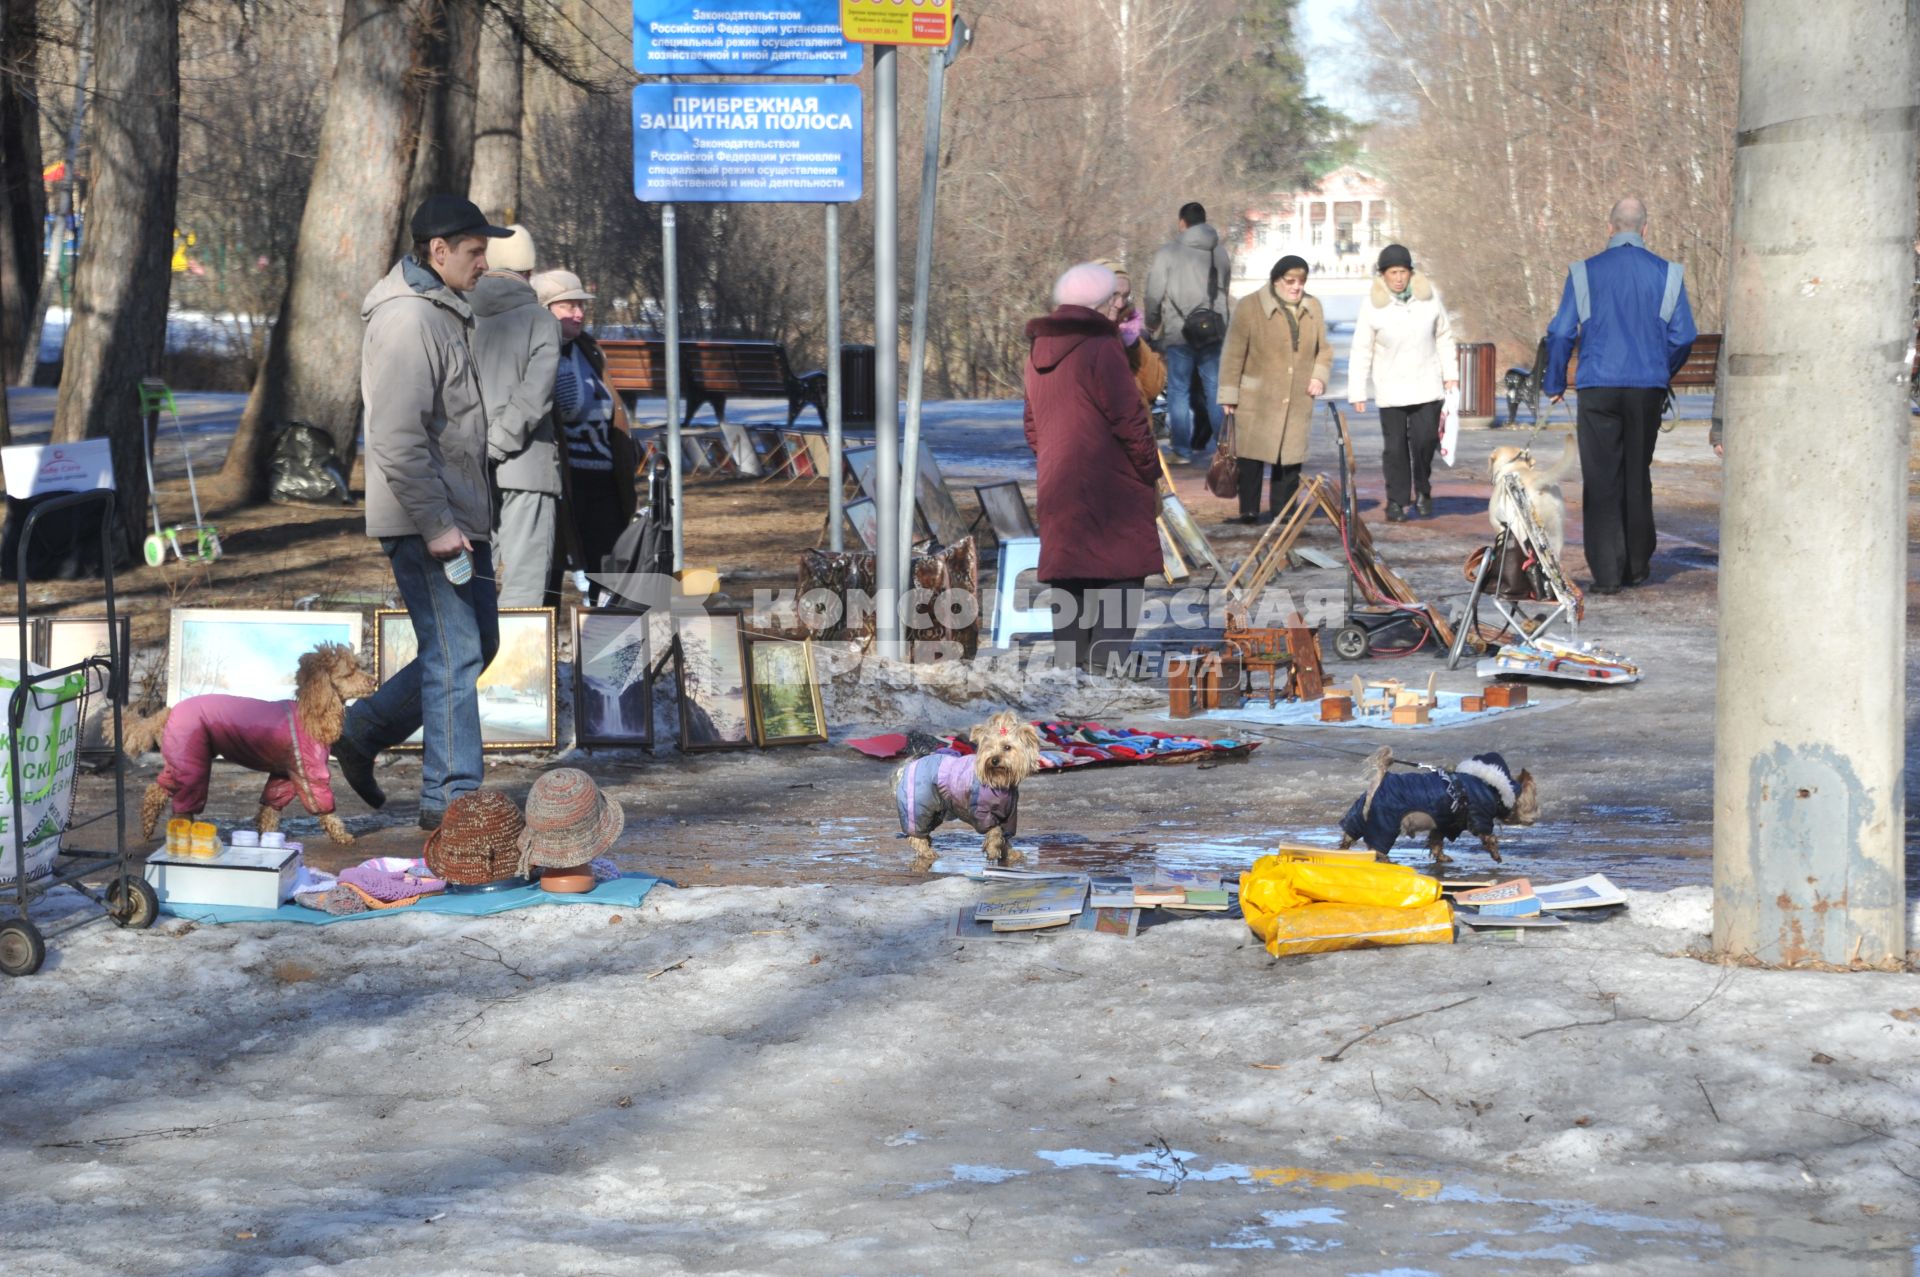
[168,609,362,706]
[674,610,752,751]
[573,609,653,749]
[747,639,827,746]
[376,608,556,749]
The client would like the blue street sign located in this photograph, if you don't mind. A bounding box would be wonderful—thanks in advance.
[632,0,862,76]
[632,84,864,203]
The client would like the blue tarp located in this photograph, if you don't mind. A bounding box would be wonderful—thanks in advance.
[160,874,659,926]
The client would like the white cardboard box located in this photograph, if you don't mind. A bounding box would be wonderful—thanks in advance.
[146,845,300,909]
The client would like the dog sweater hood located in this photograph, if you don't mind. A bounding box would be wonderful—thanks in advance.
[1454,754,1517,814]
[894,748,1019,838]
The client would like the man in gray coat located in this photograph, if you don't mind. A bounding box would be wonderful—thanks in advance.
[1145,200,1234,462]
[332,194,511,831]
[471,224,562,607]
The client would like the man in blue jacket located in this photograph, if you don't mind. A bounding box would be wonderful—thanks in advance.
[1544,197,1696,593]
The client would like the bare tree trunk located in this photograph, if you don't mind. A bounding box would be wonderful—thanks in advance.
[50,0,178,556]
[14,2,89,388]
[0,0,46,390]
[404,0,481,231]
[467,0,521,221]
[218,0,428,496]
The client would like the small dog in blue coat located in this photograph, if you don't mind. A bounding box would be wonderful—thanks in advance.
[895,710,1042,870]
[1336,746,1538,863]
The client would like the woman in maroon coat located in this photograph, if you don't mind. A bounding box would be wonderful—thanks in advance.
[1022,262,1164,674]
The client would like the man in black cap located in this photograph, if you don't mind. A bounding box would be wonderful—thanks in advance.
[331,195,513,830]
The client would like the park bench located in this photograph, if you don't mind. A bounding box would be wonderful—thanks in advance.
[598,337,828,429]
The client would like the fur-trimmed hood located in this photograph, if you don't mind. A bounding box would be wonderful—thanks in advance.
[1025,305,1120,372]
[1455,753,1517,814]
[1369,270,1435,308]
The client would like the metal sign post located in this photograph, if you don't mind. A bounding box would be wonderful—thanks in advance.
[826,197,844,552]
[662,199,684,570]
[872,43,901,659]
[895,17,971,605]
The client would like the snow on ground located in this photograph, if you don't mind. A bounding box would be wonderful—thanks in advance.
[2,879,1915,1274]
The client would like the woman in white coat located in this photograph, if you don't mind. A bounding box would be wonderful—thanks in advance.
[1346,244,1458,521]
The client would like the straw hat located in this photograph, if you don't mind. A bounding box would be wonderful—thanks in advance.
[424,790,526,886]
[516,768,624,875]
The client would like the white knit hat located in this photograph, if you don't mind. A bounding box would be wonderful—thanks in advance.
[492,224,536,274]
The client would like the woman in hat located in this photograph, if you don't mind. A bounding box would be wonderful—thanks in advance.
[1345,244,1458,521]
[532,269,639,582]
[1216,256,1332,525]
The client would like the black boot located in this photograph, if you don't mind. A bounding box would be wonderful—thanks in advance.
[1385,502,1406,523]
[1416,494,1433,517]
[331,737,387,810]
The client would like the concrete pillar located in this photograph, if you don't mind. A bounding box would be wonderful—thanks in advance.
[1712,0,1916,966]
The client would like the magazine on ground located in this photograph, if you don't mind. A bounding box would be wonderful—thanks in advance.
[972,877,1089,922]
[1533,873,1628,911]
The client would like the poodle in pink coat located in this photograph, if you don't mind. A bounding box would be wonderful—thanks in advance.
[124,643,377,845]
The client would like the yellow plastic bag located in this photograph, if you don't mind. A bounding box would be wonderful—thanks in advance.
[1240,854,1441,910]
[1246,900,1455,958]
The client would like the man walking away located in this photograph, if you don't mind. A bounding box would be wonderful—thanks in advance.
[472,224,562,607]
[333,195,512,830]
[1145,201,1234,463]
[1543,196,1696,594]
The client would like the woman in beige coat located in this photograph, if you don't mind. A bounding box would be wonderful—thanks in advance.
[1217,256,1332,524]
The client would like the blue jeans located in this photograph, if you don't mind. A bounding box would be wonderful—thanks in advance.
[1164,342,1222,458]
[345,536,500,814]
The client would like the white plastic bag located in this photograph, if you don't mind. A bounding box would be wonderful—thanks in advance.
[0,659,85,889]
[1438,386,1461,467]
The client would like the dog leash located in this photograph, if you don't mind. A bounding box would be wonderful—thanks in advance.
[1517,399,1565,463]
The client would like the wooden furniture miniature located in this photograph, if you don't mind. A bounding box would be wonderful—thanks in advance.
[1203,651,1244,711]
[1356,677,1400,717]
[1167,655,1199,719]
[1391,702,1431,725]
[1223,612,1325,706]
[1320,691,1354,722]
[1460,693,1486,713]
[1485,682,1528,708]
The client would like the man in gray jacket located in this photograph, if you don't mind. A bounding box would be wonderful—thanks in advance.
[332,194,511,830]
[1145,201,1234,462]
[471,224,562,607]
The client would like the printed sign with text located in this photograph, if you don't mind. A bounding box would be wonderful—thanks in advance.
[839,0,951,46]
[632,84,864,203]
[631,0,862,76]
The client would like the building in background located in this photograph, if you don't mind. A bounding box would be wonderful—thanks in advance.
[1234,164,1396,295]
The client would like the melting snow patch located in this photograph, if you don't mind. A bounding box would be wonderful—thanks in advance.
[950,1165,1024,1184]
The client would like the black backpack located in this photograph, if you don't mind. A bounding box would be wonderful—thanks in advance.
[1171,253,1228,350]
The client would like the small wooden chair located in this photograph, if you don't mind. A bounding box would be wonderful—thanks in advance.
[1224,620,1290,707]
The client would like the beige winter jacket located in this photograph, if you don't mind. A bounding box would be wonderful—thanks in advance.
[360,257,493,543]
[470,271,562,495]
[1216,288,1332,466]
[1345,272,1458,409]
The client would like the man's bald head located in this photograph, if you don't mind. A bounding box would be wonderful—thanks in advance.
[1609,197,1648,233]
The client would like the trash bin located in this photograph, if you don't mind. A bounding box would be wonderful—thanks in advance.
[839,344,877,427]
[1456,342,1496,423]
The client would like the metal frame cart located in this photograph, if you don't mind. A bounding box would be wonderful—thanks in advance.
[1444,472,1640,685]
[3,489,157,978]
[1324,403,1452,660]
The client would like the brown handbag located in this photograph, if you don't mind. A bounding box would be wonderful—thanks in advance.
[1205,413,1239,500]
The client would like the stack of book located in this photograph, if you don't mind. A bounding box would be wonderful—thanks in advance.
[1130,867,1231,911]
[1452,872,1628,931]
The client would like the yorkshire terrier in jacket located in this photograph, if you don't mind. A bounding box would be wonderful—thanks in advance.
[1336,746,1539,863]
[125,642,378,846]
[894,710,1042,870]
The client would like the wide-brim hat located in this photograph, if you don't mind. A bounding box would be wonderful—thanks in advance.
[424,789,526,886]
[532,269,594,307]
[516,768,624,873]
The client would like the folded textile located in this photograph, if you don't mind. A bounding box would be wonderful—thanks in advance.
[341,881,428,911]
[340,857,447,902]
[294,884,370,916]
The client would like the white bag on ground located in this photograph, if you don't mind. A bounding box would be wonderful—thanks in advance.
[0,659,86,889]
[1438,386,1461,467]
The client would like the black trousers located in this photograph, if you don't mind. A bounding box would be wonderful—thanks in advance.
[1236,458,1302,520]
[1378,399,1442,506]
[1575,386,1664,588]
[1047,578,1144,675]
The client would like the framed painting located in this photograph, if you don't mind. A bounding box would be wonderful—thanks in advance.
[167,609,363,706]
[843,444,939,541]
[974,480,1037,540]
[375,607,557,750]
[36,615,132,757]
[989,536,1053,649]
[1159,492,1228,579]
[843,496,881,551]
[746,638,827,746]
[572,609,654,749]
[673,609,753,751]
[1155,518,1191,585]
